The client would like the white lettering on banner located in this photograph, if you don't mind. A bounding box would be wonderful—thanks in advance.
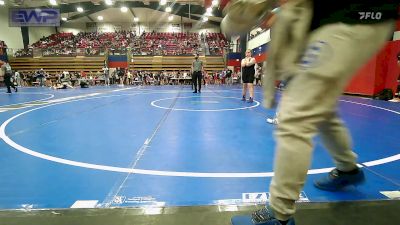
[10,8,60,27]
[111,195,159,204]
[359,12,382,20]
[242,192,309,203]
[380,191,400,200]
[112,195,126,204]
[242,192,269,203]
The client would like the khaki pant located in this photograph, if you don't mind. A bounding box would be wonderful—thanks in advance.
[269,21,395,221]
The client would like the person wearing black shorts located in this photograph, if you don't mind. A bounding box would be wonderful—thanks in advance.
[241,49,256,102]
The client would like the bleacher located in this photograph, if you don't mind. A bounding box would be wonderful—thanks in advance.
[8,31,227,74]
[129,55,225,72]
[9,57,105,75]
[9,55,225,74]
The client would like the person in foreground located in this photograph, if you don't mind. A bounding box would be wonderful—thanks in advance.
[222,0,398,225]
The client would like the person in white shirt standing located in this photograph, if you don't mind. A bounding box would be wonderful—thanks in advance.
[14,70,22,87]
[241,49,256,103]
[103,66,110,86]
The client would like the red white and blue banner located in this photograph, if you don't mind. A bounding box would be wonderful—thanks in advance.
[108,55,128,68]
[251,43,268,62]
[226,52,242,67]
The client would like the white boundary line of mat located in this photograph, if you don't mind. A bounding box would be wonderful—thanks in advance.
[0,94,399,178]
[0,93,54,108]
[151,96,260,112]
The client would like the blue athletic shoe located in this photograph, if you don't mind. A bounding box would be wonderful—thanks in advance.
[247,97,254,103]
[314,168,365,191]
[251,206,295,225]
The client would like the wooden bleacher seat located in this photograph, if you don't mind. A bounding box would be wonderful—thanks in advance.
[10,55,225,74]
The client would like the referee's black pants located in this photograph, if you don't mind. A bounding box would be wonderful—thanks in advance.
[5,74,16,93]
[192,71,202,92]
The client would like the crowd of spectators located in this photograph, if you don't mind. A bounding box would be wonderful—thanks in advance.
[203,33,228,55]
[14,49,33,57]
[9,68,242,88]
[13,31,228,57]
[140,32,201,56]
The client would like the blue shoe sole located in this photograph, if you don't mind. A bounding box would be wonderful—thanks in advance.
[314,173,366,191]
[231,215,295,225]
[231,215,254,225]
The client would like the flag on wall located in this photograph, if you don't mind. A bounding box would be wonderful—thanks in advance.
[252,43,268,62]
[226,52,242,67]
[108,55,128,68]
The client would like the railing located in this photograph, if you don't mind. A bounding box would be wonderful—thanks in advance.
[7,48,107,58]
[6,46,225,58]
[248,28,268,41]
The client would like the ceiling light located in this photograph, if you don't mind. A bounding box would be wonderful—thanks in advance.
[97,15,103,21]
[160,0,166,6]
[121,6,128,12]
[211,0,218,6]
[105,0,113,5]
[165,6,171,13]
[61,17,67,21]
[49,0,57,6]
[168,15,173,21]
[0,0,4,5]
[202,17,208,22]
[134,17,139,22]
[77,7,83,12]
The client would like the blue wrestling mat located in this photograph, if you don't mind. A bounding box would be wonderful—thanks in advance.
[0,85,399,210]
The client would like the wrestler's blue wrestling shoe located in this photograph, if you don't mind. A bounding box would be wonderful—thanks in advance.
[314,168,365,191]
[231,206,295,225]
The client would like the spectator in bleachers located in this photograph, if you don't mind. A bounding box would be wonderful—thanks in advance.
[21,31,216,57]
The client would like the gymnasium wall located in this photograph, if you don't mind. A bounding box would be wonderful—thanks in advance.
[58,23,86,35]
[392,20,400,40]
[345,21,400,96]
[0,6,24,49]
[0,6,57,48]
[29,27,56,45]
[345,40,400,96]
[243,21,400,97]
[60,22,220,34]
[247,30,270,51]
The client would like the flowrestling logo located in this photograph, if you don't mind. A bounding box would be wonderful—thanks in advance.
[9,8,60,27]
[359,12,382,20]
